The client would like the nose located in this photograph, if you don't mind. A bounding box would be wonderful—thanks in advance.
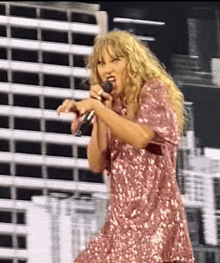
[103,62,113,75]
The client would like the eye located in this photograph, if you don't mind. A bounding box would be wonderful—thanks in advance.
[97,60,104,66]
[113,58,120,63]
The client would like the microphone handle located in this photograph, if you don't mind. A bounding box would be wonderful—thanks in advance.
[75,110,94,137]
[75,81,113,137]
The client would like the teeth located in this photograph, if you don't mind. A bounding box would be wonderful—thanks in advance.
[107,77,115,81]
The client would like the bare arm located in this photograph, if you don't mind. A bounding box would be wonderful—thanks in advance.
[92,100,155,149]
[56,85,112,174]
[87,85,113,173]
[87,116,109,173]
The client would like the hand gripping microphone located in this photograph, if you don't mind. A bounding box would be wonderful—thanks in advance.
[75,81,113,137]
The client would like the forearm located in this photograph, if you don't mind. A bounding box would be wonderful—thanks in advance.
[87,117,108,173]
[93,100,152,149]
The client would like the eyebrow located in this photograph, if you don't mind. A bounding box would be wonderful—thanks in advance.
[98,54,123,61]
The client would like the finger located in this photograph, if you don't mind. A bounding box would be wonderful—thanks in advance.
[65,100,77,112]
[56,103,68,115]
[90,90,102,101]
[57,100,77,115]
[71,116,81,134]
[91,85,103,95]
[102,92,112,101]
[97,89,104,96]
[56,99,71,114]
[80,108,86,115]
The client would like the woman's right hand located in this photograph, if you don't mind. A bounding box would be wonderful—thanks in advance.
[89,84,113,110]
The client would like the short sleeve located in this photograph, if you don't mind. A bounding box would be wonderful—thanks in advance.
[136,80,180,146]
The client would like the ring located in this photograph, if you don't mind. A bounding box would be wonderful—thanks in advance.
[98,90,103,96]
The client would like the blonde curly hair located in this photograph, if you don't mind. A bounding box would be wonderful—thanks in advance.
[87,30,186,137]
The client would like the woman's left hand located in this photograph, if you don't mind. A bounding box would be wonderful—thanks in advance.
[56,98,96,116]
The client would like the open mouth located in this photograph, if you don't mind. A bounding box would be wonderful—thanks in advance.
[107,76,116,83]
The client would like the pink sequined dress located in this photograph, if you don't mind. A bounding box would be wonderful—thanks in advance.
[74,79,195,263]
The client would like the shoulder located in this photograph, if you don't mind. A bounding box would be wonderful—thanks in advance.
[139,78,168,101]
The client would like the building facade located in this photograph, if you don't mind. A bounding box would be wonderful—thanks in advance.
[172,8,220,262]
[26,194,108,263]
[0,2,108,263]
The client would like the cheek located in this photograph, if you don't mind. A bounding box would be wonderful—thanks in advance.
[122,68,127,79]
[97,67,101,77]
[97,66,102,75]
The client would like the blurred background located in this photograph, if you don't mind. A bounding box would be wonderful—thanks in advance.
[0,1,220,262]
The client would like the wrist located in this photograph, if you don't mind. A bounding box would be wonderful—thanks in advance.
[92,99,103,113]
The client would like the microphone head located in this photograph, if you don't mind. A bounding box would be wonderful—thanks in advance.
[101,81,113,93]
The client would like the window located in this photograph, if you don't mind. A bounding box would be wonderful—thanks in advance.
[79,192,92,199]
[47,167,73,180]
[79,169,103,183]
[186,210,197,222]
[44,97,63,110]
[14,118,40,131]
[10,5,36,18]
[45,120,70,134]
[205,251,215,263]
[15,141,41,155]
[16,164,42,178]
[0,70,8,82]
[14,94,39,108]
[71,12,96,24]
[11,27,38,40]
[0,211,12,223]
[72,33,95,46]
[16,212,26,224]
[12,49,38,63]
[46,143,72,157]
[41,8,67,21]
[0,92,8,105]
[216,196,220,210]
[0,163,10,175]
[214,178,220,209]
[0,235,12,247]
[185,208,200,244]
[0,139,9,152]
[188,230,198,244]
[217,218,220,241]
[0,187,11,199]
[17,235,26,249]
[73,55,87,67]
[0,4,5,15]
[74,77,89,90]
[177,149,184,169]
[16,188,42,201]
[43,74,70,88]
[12,72,39,85]
[41,30,68,43]
[78,146,87,159]
[193,250,200,263]
[0,47,7,59]
[0,25,7,37]
[43,52,69,66]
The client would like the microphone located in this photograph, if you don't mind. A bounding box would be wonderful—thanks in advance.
[75,81,113,137]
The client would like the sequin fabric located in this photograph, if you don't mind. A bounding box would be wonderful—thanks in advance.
[74,79,195,263]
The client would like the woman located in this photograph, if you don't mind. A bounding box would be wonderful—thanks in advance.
[57,30,195,263]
